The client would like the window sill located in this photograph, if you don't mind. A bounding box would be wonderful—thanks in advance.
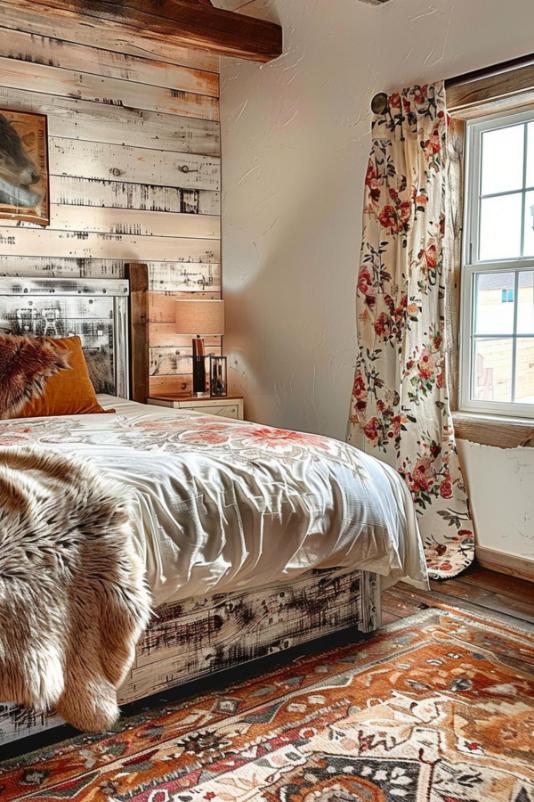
[453,412,534,449]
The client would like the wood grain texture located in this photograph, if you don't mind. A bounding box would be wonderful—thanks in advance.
[0,26,220,97]
[126,263,149,403]
[7,205,221,239]
[19,0,283,62]
[0,228,220,262]
[149,342,222,376]
[453,413,534,448]
[383,566,534,624]
[148,323,222,348]
[0,86,220,155]
[148,262,220,292]
[0,257,222,288]
[444,117,465,411]
[475,548,534,585]
[0,2,223,398]
[48,138,220,191]
[150,347,194,377]
[0,256,125,278]
[0,0,221,71]
[447,60,534,114]
[49,176,220,216]
[0,56,220,120]
[149,374,195,395]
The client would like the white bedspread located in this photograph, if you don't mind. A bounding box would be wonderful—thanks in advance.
[0,396,427,606]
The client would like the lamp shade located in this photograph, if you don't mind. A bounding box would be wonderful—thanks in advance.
[175,299,225,336]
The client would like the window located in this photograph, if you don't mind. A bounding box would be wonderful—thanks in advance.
[461,108,534,418]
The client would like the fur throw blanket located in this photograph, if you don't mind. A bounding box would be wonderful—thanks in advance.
[0,447,151,731]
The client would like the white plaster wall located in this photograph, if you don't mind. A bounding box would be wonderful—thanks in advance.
[457,440,534,572]
[220,0,534,567]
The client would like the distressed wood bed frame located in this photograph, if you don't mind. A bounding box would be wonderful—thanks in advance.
[0,273,381,748]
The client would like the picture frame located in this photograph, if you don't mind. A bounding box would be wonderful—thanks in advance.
[0,108,49,226]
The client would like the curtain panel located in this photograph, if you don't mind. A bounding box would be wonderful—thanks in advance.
[347,82,475,580]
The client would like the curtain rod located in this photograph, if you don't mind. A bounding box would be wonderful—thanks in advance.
[370,52,534,114]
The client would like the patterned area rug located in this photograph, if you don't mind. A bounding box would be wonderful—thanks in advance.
[0,607,532,802]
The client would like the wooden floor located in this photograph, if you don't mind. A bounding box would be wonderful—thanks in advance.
[383,562,534,626]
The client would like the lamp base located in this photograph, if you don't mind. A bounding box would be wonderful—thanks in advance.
[192,336,206,395]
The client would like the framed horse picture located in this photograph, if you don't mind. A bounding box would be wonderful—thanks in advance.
[0,108,49,226]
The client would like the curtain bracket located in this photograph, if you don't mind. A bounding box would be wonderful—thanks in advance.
[371,92,388,114]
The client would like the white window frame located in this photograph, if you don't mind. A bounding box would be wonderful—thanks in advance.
[460,107,534,419]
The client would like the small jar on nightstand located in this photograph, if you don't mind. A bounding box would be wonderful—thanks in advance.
[148,394,244,421]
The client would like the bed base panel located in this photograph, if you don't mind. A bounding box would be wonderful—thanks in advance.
[0,568,379,748]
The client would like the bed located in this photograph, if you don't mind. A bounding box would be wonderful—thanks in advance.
[0,275,427,747]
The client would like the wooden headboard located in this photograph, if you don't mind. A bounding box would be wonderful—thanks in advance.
[0,276,130,399]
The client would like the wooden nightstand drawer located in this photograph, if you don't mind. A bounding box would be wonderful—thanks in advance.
[187,402,241,419]
[148,395,244,420]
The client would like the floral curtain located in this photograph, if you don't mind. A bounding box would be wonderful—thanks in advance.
[347,82,475,580]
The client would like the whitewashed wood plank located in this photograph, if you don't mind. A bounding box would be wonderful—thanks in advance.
[0,259,126,278]
[0,56,219,121]
[150,350,192,376]
[0,257,223,282]
[150,344,221,376]
[149,262,220,292]
[0,86,220,155]
[0,229,220,262]
[6,205,221,239]
[50,177,220,216]
[0,27,219,97]
[0,255,84,277]
[0,1,220,73]
[49,139,220,191]
[149,347,205,376]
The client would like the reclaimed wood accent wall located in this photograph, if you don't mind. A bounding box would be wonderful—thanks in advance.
[0,2,222,397]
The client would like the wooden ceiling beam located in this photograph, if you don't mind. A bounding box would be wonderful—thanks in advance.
[19,0,283,63]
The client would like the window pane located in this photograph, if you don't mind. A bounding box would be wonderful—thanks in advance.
[473,338,513,402]
[481,124,524,195]
[479,193,522,261]
[524,190,534,256]
[518,271,534,334]
[527,122,534,187]
[474,272,515,335]
[515,338,534,404]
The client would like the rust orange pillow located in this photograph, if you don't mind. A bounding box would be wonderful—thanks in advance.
[0,334,106,419]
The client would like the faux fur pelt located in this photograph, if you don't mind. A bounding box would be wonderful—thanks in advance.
[0,447,151,732]
[0,334,68,418]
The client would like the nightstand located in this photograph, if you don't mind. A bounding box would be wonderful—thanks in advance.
[148,395,244,421]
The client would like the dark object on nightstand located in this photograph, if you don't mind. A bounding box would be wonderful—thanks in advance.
[210,355,227,397]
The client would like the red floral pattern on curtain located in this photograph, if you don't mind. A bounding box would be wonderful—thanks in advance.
[347,82,475,580]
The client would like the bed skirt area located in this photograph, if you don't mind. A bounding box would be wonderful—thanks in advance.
[0,568,380,747]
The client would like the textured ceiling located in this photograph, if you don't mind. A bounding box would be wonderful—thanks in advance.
[212,1,255,10]
[211,0,277,21]
[213,0,391,11]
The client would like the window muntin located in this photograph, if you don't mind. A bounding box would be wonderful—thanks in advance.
[461,109,534,418]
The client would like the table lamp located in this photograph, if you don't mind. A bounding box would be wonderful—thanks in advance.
[175,299,225,396]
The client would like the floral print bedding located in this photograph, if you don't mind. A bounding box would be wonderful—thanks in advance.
[0,396,427,606]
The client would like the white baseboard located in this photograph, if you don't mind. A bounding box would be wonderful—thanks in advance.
[476,546,534,583]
